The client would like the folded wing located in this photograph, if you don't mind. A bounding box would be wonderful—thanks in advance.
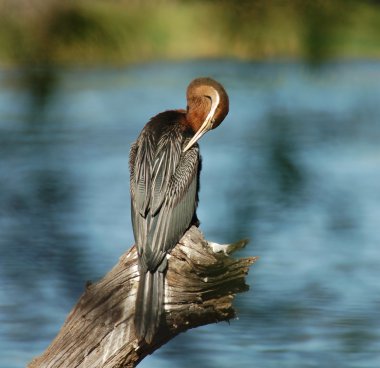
[130,122,199,272]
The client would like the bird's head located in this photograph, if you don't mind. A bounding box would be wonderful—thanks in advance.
[184,77,229,152]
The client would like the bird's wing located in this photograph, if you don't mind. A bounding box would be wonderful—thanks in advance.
[130,140,146,251]
[130,126,199,272]
[130,129,154,217]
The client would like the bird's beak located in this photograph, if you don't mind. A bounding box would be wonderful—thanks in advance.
[183,117,213,153]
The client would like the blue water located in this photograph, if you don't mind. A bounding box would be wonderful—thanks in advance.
[1,61,380,367]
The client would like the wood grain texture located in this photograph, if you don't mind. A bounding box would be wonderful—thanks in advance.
[28,226,257,368]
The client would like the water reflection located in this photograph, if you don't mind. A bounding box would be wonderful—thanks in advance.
[1,61,380,367]
[0,96,92,364]
[265,113,304,203]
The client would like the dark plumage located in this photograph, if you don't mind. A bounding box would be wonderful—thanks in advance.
[130,78,229,343]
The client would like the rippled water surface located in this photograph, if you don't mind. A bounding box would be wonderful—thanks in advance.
[1,61,380,367]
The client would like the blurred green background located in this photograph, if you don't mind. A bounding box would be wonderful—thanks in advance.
[1,0,380,67]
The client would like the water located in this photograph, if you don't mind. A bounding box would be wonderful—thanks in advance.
[1,61,380,367]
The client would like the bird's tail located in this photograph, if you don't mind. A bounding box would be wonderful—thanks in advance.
[134,270,165,343]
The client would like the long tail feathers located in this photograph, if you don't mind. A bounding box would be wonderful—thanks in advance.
[134,270,164,343]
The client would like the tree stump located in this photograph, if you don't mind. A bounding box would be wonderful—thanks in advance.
[28,226,257,368]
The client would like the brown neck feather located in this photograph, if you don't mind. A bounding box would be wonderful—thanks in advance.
[186,96,212,133]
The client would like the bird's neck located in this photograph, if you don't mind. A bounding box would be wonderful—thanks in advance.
[186,98,211,133]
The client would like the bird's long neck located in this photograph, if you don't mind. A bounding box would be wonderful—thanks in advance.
[186,96,212,133]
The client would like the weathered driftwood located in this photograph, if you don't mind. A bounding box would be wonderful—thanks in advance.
[29,226,257,368]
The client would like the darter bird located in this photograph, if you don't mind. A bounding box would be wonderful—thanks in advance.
[129,77,229,343]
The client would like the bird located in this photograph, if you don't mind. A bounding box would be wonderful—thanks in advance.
[129,77,229,343]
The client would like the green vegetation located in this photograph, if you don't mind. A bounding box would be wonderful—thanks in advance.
[1,0,380,66]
